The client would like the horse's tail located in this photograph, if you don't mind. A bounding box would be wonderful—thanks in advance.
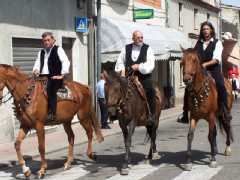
[89,108,104,143]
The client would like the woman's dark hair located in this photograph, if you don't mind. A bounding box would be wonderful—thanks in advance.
[199,21,216,40]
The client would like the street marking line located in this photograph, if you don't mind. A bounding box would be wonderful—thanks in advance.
[106,163,166,180]
[0,171,14,180]
[45,164,89,180]
[172,165,223,180]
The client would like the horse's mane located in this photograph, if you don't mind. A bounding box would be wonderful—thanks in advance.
[107,71,128,88]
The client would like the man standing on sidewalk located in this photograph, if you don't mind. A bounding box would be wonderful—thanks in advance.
[97,73,110,129]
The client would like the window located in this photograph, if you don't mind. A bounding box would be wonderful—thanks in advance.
[194,8,198,30]
[207,13,210,21]
[179,3,183,27]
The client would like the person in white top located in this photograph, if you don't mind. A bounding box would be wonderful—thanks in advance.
[178,21,231,123]
[115,30,156,127]
[33,32,70,121]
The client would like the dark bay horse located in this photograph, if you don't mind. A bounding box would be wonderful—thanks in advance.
[181,49,233,170]
[0,64,104,178]
[104,71,162,175]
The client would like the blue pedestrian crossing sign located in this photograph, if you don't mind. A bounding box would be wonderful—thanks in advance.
[75,17,88,33]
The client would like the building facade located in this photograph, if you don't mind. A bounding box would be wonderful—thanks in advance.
[100,0,190,108]
[221,4,240,79]
[0,0,89,143]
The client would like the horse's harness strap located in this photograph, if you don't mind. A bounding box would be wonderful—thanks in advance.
[188,77,210,110]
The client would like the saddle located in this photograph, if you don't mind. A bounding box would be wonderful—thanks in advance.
[129,76,147,101]
[26,77,76,103]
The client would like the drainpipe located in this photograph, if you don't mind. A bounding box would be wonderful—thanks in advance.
[96,0,101,79]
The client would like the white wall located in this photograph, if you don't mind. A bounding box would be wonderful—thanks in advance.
[0,0,89,143]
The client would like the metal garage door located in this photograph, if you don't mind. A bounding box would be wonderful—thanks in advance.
[12,38,42,75]
[12,38,42,133]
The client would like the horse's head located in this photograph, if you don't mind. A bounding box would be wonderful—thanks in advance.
[181,48,201,85]
[104,71,126,116]
[0,64,28,82]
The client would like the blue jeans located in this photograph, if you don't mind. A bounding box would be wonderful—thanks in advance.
[98,98,108,127]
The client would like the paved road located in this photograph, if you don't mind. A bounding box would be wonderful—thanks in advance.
[0,102,239,180]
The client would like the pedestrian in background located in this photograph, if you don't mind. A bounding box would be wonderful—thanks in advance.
[231,73,239,100]
[97,73,110,129]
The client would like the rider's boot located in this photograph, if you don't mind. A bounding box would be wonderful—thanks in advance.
[177,110,189,123]
[46,111,56,122]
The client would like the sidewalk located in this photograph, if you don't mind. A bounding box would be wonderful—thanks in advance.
[0,106,182,166]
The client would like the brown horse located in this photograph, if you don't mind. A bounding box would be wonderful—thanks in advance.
[181,48,233,170]
[0,64,104,178]
[104,71,162,175]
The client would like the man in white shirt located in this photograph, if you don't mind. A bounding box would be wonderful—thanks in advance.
[33,32,70,121]
[115,30,156,127]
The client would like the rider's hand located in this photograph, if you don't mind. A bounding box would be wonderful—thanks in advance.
[51,75,64,80]
[33,69,40,77]
[131,64,139,71]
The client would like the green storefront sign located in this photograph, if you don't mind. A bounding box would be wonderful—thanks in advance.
[133,9,154,19]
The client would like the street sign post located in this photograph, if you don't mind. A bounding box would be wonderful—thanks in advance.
[75,17,88,33]
[133,9,154,20]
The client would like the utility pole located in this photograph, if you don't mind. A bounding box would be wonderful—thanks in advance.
[87,0,96,103]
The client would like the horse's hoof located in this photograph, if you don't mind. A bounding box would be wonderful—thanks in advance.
[184,163,192,171]
[88,152,97,161]
[152,152,161,160]
[24,169,31,178]
[224,146,232,156]
[144,159,150,164]
[120,168,129,175]
[209,161,217,168]
[38,169,46,179]
[64,162,72,171]
[92,153,97,161]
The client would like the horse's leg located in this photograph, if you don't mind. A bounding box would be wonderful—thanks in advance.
[35,122,47,178]
[222,117,232,156]
[14,127,31,177]
[79,117,95,160]
[119,120,135,175]
[63,122,75,170]
[148,125,159,160]
[185,118,196,171]
[208,115,218,168]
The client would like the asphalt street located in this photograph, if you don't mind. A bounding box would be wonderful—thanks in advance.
[0,101,240,180]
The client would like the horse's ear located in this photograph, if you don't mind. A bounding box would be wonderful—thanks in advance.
[180,45,185,52]
[103,70,109,81]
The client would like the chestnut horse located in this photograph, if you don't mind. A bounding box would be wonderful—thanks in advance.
[181,49,233,170]
[0,64,103,178]
[104,71,162,175]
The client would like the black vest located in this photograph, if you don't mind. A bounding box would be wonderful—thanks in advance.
[40,45,62,76]
[194,39,221,72]
[125,43,152,81]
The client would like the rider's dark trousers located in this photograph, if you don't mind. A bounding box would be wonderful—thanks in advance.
[183,70,228,111]
[141,78,156,115]
[47,79,63,115]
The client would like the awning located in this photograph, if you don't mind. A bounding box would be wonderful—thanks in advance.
[101,17,190,62]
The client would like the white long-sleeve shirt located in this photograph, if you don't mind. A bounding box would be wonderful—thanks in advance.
[33,46,70,75]
[115,44,155,74]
